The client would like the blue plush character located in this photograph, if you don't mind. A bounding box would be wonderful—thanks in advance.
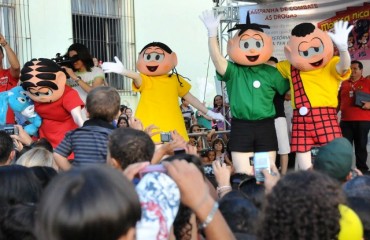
[0,86,42,135]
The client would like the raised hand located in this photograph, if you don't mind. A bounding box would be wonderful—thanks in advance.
[199,10,222,37]
[101,56,128,75]
[327,20,354,51]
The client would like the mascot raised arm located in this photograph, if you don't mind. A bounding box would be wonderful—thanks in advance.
[276,21,353,169]
[200,11,289,175]
[20,58,84,149]
[102,42,223,142]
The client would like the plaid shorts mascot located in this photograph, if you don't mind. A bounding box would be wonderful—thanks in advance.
[276,21,353,169]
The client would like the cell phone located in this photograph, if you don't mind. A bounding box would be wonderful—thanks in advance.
[138,164,167,179]
[0,125,19,135]
[160,132,171,142]
[174,148,186,155]
[203,164,214,177]
[253,152,270,183]
[310,146,320,164]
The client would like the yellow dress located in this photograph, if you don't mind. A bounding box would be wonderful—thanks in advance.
[133,73,191,142]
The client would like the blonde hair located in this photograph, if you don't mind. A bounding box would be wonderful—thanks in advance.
[16,148,56,169]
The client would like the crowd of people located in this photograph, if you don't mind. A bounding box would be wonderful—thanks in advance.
[0,10,370,240]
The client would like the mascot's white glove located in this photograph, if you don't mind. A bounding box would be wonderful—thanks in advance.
[199,10,222,38]
[327,20,354,52]
[206,110,225,121]
[101,56,128,76]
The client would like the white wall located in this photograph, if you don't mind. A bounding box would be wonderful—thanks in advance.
[134,0,217,105]
[28,0,73,60]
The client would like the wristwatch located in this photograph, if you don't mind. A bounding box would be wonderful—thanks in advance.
[75,76,82,83]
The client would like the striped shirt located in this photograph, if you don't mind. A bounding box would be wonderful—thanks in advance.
[55,119,114,166]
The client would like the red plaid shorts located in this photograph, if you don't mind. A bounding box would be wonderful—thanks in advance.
[291,107,342,152]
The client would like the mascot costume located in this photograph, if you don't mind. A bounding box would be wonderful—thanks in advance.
[20,58,84,149]
[276,21,353,170]
[102,42,223,142]
[200,11,289,175]
[0,86,41,135]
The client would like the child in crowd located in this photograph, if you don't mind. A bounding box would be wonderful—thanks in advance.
[53,86,120,170]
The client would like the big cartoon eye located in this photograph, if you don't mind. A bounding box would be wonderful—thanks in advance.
[143,53,165,62]
[17,97,26,103]
[20,91,27,96]
[299,45,324,58]
[239,39,264,51]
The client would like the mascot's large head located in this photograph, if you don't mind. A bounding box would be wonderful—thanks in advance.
[20,58,66,103]
[284,23,333,71]
[227,12,273,66]
[136,42,177,76]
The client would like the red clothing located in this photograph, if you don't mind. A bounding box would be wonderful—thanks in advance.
[0,68,19,123]
[35,86,84,148]
[340,76,370,121]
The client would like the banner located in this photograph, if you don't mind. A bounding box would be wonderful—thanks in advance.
[239,0,370,61]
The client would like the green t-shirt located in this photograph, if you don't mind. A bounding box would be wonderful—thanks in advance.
[217,62,289,120]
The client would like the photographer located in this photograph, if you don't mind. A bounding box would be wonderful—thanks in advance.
[62,43,106,120]
[0,33,20,124]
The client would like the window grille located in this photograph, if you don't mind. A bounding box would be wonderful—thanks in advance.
[71,0,136,94]
[0,0,31,67]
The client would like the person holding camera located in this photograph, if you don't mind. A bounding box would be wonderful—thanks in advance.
[0,33,20,124]
[63,43,106,120]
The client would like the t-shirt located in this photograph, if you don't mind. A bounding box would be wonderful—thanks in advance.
[66,67,105,103]
[133,73,191,142]
[0,68,19,123]
[55,118,114,166]
[34,86,84,148]
[340,76,370,121]
[217,62,289,120]
[66,67,105,120]
[276,57,351,109]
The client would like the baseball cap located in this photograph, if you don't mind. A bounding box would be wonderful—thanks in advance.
[314,138,353,181]
[135,172,180,240]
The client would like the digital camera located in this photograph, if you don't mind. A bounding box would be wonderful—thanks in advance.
[0,124,19,135]
[160,132,171,143]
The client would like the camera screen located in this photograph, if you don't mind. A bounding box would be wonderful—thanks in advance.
[0,125,17,135]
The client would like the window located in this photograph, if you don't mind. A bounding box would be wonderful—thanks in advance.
[71,0,136,94]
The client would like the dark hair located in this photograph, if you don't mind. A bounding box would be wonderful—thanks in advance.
[32,138,53,153]
[291,22,316,37]
[258,170,345,240]
[213,95,223,108]
[0,130,13,164]
[347,197,370,239]
[139,42,173,54]
[0,204,37,240]
[119,105,127,113]
[20,58,63,85]
[228,11,270,35]
[108,127,154,169]
[219,191,259,237]
[351,60,363,70]
[268,56,278,63]
[0,46,3,55]
[86,86,120,122]
[35,166,141,240]
[117,116,129,128]
[67,43,94,72]
[163,154,204,240]
[212,138,226,153]
[0,165,42,207]
[189,124,201,133]
[30,166,58,189]
[238,177,265,209]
